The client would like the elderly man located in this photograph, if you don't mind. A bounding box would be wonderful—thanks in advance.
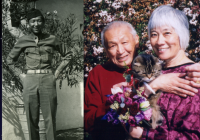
[6,9,66,140]
[84,21,200,140]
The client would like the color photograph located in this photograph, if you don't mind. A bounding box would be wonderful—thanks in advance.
[84,0,200,140]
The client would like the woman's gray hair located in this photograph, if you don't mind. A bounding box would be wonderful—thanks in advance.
[148,5,189,50]
[101,21,137,48]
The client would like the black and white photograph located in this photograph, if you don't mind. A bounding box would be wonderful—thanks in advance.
[2,0,84,140]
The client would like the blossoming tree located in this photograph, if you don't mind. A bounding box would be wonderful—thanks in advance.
[84,0,200,80]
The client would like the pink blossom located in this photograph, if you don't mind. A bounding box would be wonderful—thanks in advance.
[125,97,132,107]
[128,116,136,126]
[143,108,152,121]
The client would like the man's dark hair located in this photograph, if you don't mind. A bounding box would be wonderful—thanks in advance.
[27,8,44,22]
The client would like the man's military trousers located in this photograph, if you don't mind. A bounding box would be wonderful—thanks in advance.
[21,73,57,140]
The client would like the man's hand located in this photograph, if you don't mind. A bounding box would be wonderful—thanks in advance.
[55,60,68,79]
[54,70,60,79]
[149,73,198,97]
[185,63,200,88]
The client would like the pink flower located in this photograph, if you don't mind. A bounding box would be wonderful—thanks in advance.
[143,108,152,121]
[128,116,136,126]
[115,93,125,103]
[125,97,132,107]
[107,95,116,104]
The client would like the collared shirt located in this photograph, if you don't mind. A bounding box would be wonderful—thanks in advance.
[6,33,65,70]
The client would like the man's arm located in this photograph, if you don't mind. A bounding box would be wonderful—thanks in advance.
[185,63,200,88]
[53,37,73,78]
[149,73,198,97]
[84,69,109,132]
[6,38,24,65]
[6,38,25,76]
[148,63,200,97]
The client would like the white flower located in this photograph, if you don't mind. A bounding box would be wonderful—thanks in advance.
[188,1,193,6]
[99,12,103,17]
[120,14,125,20]
[85,67,89,71]
[102,11,108,16]
[84,50,87,55]
[121,0,131,5]
[85,67,93,72]
[97,46,104,53]
[106,15,113,22]
[53,10,57,14]
[185,52,189,56]
[112,2,121,9]
[46,12,50,15]
[84,74,88,77]
[190,19,197,26]
[128,8,135,15]
[95,23,101,27]
[192,13,199,20]
[111,87,123,95]
[95,0,102,3]
[89,67,93,72]
[94,13,99,17]
[146,40,152,50]
[153,3,158,6]
[93,46,104,55]
[183,8,193,17]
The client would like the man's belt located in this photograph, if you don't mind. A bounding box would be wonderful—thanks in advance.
[26,69,52,74]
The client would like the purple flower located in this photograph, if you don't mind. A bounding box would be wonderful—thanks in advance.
[128,116,136,126]
[113,119,120,125]
[123,86,132,93]
[106,110,118,122]
[135,112,145,124]
[133,95,146,103]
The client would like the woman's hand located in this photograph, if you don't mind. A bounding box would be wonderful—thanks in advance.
[149,73,198,97]
[129,126,143,139]
[185,63,200,88]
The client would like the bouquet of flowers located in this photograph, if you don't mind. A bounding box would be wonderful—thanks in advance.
[102,86,152,129]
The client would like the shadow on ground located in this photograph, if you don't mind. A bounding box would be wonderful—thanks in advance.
[57,127,84,140]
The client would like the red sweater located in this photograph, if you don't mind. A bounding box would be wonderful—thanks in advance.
[84,62,127,139]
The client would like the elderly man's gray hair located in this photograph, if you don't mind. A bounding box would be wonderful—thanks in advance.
[148,5,189,50]
[101,21,137,48]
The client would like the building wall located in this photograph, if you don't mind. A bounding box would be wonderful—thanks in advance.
[56,80,84,130]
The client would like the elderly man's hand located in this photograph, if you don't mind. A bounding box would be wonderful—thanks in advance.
[149,73,198,97]
[185,63,200,88]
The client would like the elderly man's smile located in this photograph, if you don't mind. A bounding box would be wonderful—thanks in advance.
[117,55,129,61]
[104,24,139,67]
